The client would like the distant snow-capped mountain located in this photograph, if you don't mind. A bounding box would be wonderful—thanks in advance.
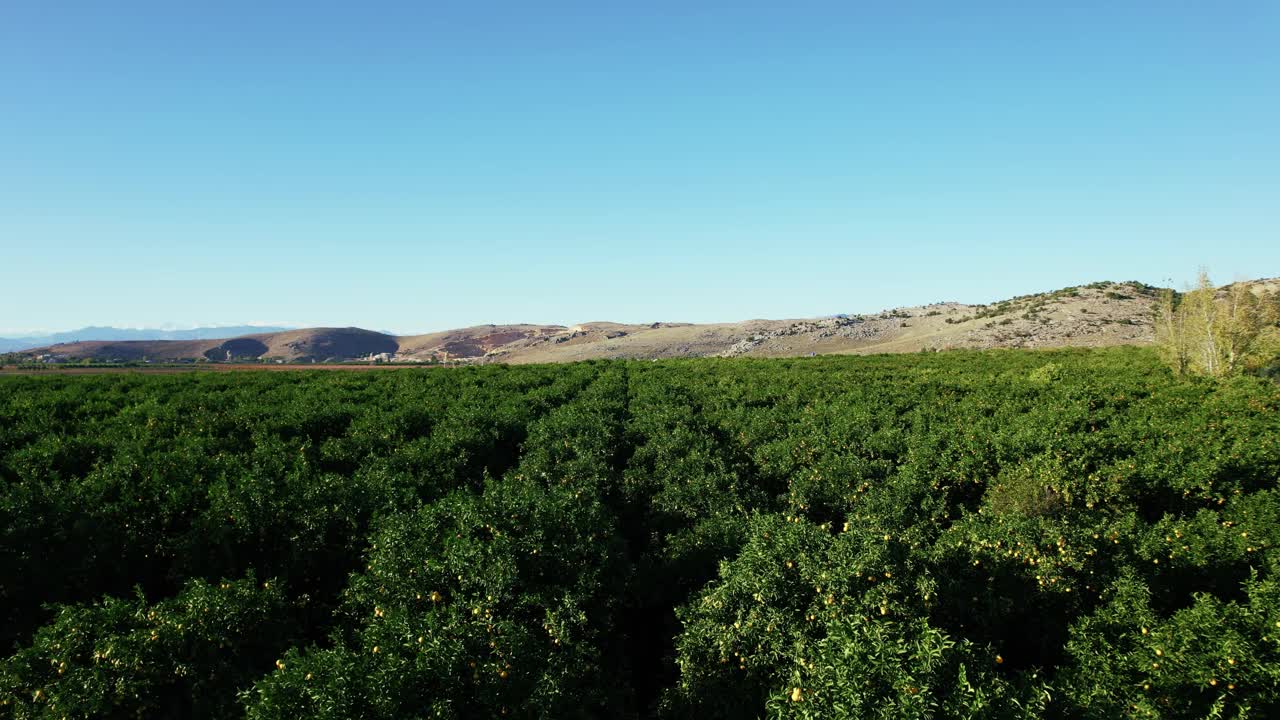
[0,326,292,353]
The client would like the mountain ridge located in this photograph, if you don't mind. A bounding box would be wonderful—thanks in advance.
[10,279,1276,365]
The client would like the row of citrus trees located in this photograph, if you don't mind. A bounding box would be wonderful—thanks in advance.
[2,347,1279,718]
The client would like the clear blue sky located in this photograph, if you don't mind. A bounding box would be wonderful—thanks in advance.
[2,1,1277,335]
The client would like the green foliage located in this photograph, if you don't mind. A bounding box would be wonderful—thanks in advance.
[2,348,1280,718]
[1,575,293,719]
[1057,572,1280,718]
[766,615,1049,719]
[245,477,629,720]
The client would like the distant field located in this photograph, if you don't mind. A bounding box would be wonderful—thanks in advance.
[3,347,1278,718]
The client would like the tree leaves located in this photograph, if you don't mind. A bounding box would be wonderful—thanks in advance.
[2,348,1279,718]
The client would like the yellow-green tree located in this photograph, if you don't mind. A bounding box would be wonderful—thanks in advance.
[1262,287,1280,328]
[1154,287,1190,376]
[1251,287,1280,372]
[1156,271,1269,377]
[1220,281,1263,373]
[1183,270,1222,375]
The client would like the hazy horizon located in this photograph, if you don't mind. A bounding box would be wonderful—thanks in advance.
[0,273,1272,339]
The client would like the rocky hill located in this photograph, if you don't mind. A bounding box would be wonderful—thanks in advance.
[12,279,1275,365]
[489,280,1165,363]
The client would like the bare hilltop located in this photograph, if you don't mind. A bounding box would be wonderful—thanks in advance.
[14,279,1277,365]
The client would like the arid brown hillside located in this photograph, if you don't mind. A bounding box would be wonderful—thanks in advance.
[488,280,1166,363]
[14,279,1275,365]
